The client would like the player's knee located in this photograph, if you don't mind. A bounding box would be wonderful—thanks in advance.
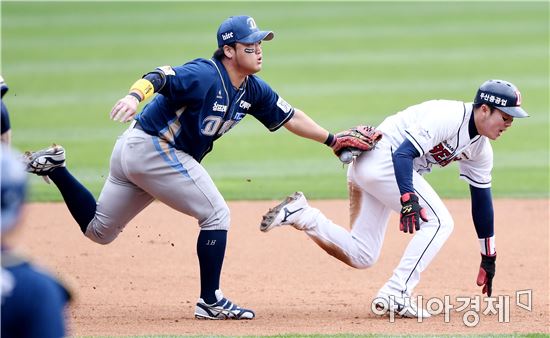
[84,219,120,245]
[441,211,454,228]
[86,231,117,245]
[353,251,378,269]
[443,218,454,236]
[348,244,378,269]
[199,203,231,231]
[436,212,454,239]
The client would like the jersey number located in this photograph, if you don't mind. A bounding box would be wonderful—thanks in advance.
[201,116,237,136]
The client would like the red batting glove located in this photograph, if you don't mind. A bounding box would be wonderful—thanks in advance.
[477,253,496,297]
[399,193,428,234]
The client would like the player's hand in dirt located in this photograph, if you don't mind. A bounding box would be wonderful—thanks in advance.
[477,253,496,297]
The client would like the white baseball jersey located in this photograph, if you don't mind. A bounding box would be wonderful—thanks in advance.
[377,99,493,188]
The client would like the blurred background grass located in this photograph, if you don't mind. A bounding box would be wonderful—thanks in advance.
[2,1,548,201]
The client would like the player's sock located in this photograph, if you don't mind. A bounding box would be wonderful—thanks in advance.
[48,167,97,233]
[196,229,227,304]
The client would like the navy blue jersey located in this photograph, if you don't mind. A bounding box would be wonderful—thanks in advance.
[1,251,70,338]
[1,100,10,134]
[136,58,294,162]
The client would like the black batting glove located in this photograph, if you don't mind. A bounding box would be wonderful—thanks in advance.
[477,253,496,297]
[399,193,428,234]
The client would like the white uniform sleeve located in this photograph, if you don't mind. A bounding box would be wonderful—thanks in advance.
[458,137,493,188]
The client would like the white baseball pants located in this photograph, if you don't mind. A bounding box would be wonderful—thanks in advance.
[296,139,454,297]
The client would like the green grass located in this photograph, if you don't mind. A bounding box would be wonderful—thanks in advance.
[2,1,548,201]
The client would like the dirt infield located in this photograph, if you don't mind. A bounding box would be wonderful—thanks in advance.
[16,199,548,336]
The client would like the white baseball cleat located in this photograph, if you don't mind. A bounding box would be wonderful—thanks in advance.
[23,144,66,177]
[260,191,308,232]
[194,289,255,320]
[373,291,431,319]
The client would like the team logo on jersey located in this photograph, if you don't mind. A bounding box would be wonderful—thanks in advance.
[157,65,175,76]
[429,141,456,167]
[276,97,292,114]
[239,100,251,110]
[212,101,227,113]
[234,112,246,120]
[216,90,223,99]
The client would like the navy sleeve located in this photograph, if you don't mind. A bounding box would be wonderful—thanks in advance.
[469,185,494,238]
[392,138,420,195]
[1,100,11,134]
[248,76,294,132]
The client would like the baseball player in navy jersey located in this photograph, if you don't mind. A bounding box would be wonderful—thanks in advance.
[23,15,373,320]
[261,80,528,318]
[2,145,72,337]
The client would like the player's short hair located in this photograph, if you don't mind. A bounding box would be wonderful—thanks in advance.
[212,43,236,60]
[473,103,496,114]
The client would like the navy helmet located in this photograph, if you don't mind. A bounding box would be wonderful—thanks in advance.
[1,145,28,234]
[474,79,528,118]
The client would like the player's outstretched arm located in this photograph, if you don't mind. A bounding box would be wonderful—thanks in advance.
[284,109,382,161]
[283,108,331,143]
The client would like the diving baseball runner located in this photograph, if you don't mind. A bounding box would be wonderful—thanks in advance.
[261,79,528,318]
[23,15,374,320]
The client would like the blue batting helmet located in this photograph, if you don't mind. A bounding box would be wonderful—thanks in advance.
[474,79,528,118]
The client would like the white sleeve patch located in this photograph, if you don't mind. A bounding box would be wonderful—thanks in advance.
[157,65,175,76]
[276,96,292,114]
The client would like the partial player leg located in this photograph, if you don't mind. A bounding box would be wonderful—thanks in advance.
[126,133,253,319]
[24,144,98,233]
[86,173,154,244]
[24,137,156,244]
[371,172,453,319]
[378,171,454,298]
[260,187,391,269]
